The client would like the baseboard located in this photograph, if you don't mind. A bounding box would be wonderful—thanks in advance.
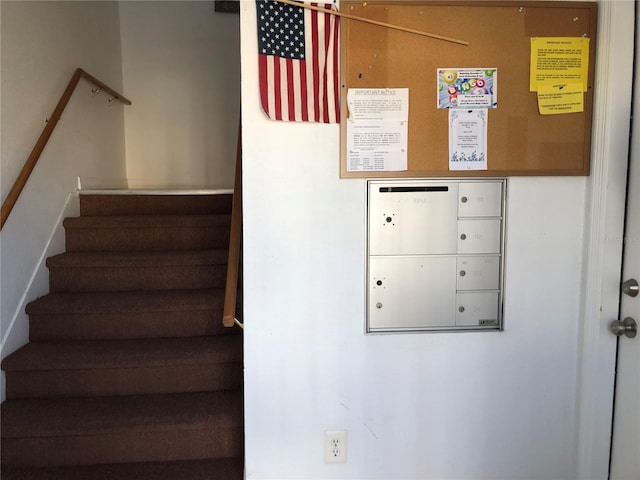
[0,191,80,401]
[77,176,129,190]
[79,188,235,195]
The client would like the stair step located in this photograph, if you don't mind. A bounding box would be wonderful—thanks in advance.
[26,290,236,340]
[1,458,243,480]
[2,336,242,399]
[47,250,229,292]
[1,391,243,467]
[80,193,233,217]
[63,215,231,252]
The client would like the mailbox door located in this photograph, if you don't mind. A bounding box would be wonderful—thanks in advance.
[457,219,502,254]
[455,292,501,327]
[369,182,458,255]
[369,256,457,330]
[456,256,501,291]
[458,181,503,218]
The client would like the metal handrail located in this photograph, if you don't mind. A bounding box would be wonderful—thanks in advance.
[0,68,131,229]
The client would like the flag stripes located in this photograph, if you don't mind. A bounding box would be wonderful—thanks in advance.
[257,0,340,123]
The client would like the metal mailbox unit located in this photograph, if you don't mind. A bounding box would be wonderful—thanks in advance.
[367,179,506,333]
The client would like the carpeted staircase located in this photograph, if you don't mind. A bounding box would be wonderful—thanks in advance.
[1,193,244,479]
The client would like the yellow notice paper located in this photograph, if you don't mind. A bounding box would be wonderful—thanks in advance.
[537,82,583,115]
[530,37,590,92]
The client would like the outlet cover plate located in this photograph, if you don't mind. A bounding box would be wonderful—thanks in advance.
[324,430,348,464]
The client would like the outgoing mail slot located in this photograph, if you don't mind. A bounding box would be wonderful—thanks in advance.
[455,292,500,327]
[457,256,500,291]
[458,181,503,218]
[369,182,458,256]
[457,219,502,254]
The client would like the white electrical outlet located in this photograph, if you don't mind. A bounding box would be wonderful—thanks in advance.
[324,430,348,464]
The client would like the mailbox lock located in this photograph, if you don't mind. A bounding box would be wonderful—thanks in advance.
[460,233,467,240]
[459,270,466,277]
[376,280,383,286]
[458,306,465,313]
[386,216,393,223]
[461,196,468,203]
[376,302,383,309]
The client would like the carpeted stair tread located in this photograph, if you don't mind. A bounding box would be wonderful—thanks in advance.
[1,458,243,480]
[46,250,229,269]
[25,290,235,341]
[1,390,242,439]
[2,336,241,372]
[26,289,225,316]
[63,215,231,252]
[63,214,231,229]
[27,298,241,342]
[80,193,233,217]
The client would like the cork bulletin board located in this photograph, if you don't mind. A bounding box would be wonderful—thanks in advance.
[339,1,598,178]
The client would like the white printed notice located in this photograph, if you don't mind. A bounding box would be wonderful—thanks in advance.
[449,109,488,171]
[346,88,408,172]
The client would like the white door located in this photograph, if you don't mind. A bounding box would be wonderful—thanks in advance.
[609,10,640,476]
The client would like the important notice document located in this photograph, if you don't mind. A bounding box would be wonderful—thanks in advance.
[537,82,584,114]
[530,37,590,92]
[346,88,409,172]
[449,109,488,171]
[347,121,408,172]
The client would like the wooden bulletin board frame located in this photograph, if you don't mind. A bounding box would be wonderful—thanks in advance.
[340,1,597,178]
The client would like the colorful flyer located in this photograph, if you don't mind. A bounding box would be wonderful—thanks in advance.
[437,68,497,109]
[449,109,488,171]
[530,37,590,92]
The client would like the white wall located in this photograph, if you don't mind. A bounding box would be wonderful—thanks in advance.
[239,2,625,479]
[119,1,240,190]
[0,1,126,400]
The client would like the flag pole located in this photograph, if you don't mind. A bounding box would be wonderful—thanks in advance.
[274,0,469,46]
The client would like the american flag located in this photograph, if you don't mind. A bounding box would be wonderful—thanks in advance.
[256,0,340,123]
